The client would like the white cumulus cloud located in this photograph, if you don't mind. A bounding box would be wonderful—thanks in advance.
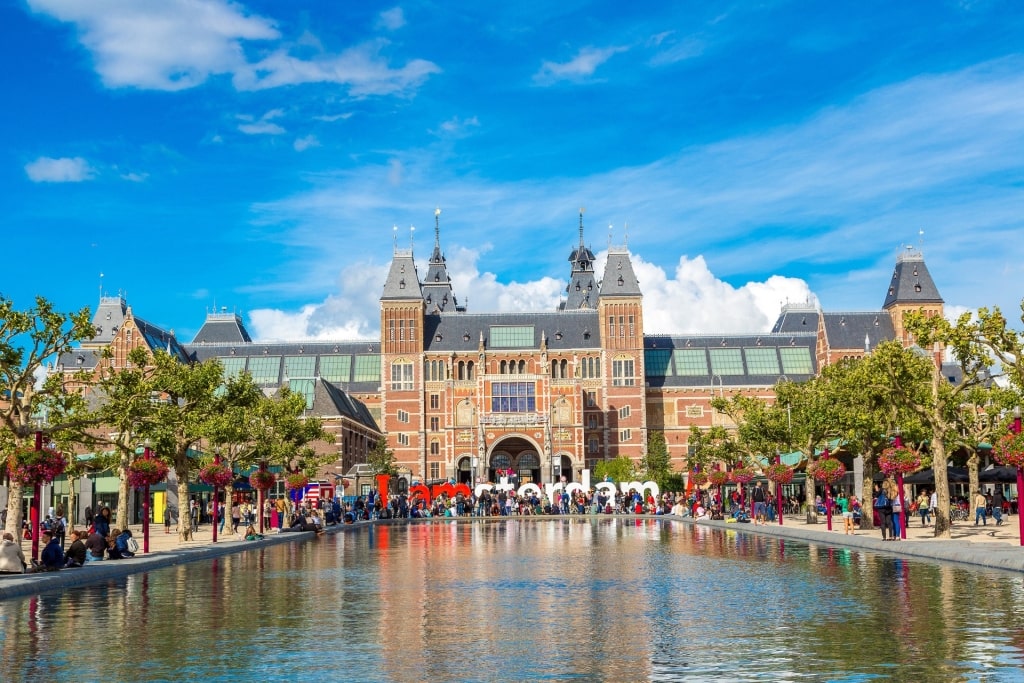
[24,156,95,182]
[27,0,439,96]
[378,7,406,31]
[243,245,815,342]
[293,135,320,151]
[533,45,629,85]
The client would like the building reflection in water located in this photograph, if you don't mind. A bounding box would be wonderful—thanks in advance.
[0,519,1023,681]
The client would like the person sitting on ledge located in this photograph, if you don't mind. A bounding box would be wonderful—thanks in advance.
[283,513,316,532]
[65,529,87,567]
[0,532,27,574]
[114,529,136,558]
[29,530,63,572]
[85,530,106,562]
[106,529,129,560]
[694,505,709,520]
[244,525,264,541]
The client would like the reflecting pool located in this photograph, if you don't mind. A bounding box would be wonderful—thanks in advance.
[2,518,1024,682]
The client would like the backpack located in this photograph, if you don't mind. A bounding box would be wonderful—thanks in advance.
[127,537,139,553]
[874,493,889,509]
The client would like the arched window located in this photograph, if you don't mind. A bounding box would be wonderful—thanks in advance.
[491,453,512,471]
[500,360,508,374]
[518,360,526,374]
[559,359,567,378]
[467,361,475,380]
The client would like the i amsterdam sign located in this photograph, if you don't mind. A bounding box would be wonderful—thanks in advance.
[382,470,660,507]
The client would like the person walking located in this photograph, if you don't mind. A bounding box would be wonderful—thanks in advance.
[874,483,893,541]
[916,490,932,527]
[837,491,854,534]
[991,489,1004,526]
[974,490,989,526]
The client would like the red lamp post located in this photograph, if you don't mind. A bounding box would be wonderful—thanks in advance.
[894,431,908,540]
[1012,407,1023,547]
[30,430,42,562]
[212,453,220,544]
[776,454,785,527]
[142,444,152,554]
[823,448,833,532]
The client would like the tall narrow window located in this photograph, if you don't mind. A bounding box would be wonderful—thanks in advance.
[409,318,416,341]
[618,315,625,338]
[389,319,395,341]
[628,315,634,337]
[399,319,405,341]
[391,360,413,390]
[608,315,615,338]
[612,356,635,387]
[430,394,440,410]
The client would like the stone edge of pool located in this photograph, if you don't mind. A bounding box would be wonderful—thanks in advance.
[2,515,1021,600]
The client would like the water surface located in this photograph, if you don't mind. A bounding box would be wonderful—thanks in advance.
[1,519,1023,682]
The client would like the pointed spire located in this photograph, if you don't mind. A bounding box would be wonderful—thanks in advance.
[578,207,585,248]
[435,207,441,249]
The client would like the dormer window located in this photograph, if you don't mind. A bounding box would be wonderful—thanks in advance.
[617,276,624,286]
[399,279,406,289]
[914,283,922,292]
[434,273,440,282]
[575,282,581,292]
[463,332,470,342]
[555,331,563,341]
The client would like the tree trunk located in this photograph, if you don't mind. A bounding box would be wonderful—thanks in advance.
[932,439,952,539]
[175,447,192,542]
[967,448,979,503]
[860,458,875,531]
[4,479,25,537]
[117,457,130,531]
[804,466,818,524]
[224,483,234,537]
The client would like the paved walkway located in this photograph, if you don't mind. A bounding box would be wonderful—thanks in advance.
[2,512,1022,600]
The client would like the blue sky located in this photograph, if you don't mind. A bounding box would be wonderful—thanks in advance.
[5,1,1024,342]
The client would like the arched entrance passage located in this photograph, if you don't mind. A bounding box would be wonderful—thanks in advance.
[456,456,473,485]
[559,454,574,483]
[488,435,543,484]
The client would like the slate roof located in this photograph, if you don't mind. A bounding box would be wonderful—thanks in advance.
[381,249,422,300]
[562,225,599,310]
[421,222,460,313]
[599,248,641,297]
[423,311,601,353]
[134,316,190,363]
[883,249,943,309]
[57,347,102,372]
[312,379,380,432]
[85,296,129,348]
[770,303,819,334]
[821,312,896,352]
[643,333,818,388]
[191,311,253,344]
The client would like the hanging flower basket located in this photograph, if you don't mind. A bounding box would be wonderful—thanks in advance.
[199,462,234,488]
[730,467,756,484]
[808,457,846,484]
[128,453,169,489]
[249,469,277,491]
[878,447,921,476]
[992,432,1024,469]
[764,463,795,484]
[285,472,310,491]
[708,470,729,486]
[690,470,708,486]
[6,445,66,486]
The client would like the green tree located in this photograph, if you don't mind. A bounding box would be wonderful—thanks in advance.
[88,346,161,530]
[640,431,672,489]
[1,296,94,537]
[366,437,396,475]
[877,308,993,538]
[593,456,635,483]
[136,351,224,541]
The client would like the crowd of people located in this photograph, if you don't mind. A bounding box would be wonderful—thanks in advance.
[0,504,138,575]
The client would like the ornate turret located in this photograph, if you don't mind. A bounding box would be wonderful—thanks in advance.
[883,245,944,347]
[421,208,462,313]
[562,209,598,310]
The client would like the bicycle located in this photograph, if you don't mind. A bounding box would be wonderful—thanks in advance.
[949,506,969,522]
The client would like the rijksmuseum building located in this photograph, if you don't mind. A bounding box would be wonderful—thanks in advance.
[66,216,943,491]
